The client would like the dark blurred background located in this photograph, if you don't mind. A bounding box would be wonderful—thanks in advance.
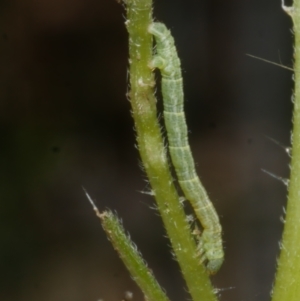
[0,0,294,300]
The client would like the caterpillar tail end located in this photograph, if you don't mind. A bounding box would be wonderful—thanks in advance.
[197,238,224,274]
[206,257,224,275]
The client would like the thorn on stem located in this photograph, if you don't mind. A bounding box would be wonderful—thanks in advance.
[261,169,289,186]
[82,186,103,219]
[246,54,293,71]
[265,135,291,157]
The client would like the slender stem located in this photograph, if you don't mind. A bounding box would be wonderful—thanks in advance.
[125,1,218,301]
[85,189,170,301]
[99,211,171,301]
[272,2,300,301]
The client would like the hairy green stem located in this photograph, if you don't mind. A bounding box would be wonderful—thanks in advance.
[272,2,300,301]
[101,211,171,301]
[85,189,170,301]
[125,1,218,301]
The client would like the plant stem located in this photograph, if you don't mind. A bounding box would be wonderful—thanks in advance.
[272,2,300,301]
[99,211,171,301]
[125,1,218,301]
[85,188,170,301]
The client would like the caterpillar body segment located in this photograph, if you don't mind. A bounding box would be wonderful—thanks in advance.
[148,22,224,274]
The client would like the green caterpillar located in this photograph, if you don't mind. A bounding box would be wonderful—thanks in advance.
[148,22,224,274]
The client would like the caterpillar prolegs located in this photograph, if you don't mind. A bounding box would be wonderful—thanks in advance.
[148,22,224,274]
